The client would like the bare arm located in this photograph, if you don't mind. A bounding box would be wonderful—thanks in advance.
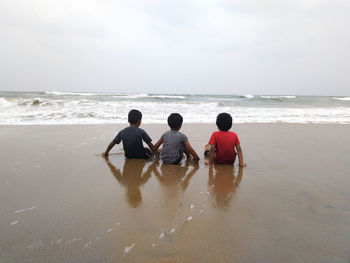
[153,138,163,150]
[146,142,157,154]
[235,144,246,167]
[103,141,116,157]
[208,144,216,165]
[184,140,200,162]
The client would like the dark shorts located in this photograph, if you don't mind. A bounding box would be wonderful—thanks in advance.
[126,147,151,159]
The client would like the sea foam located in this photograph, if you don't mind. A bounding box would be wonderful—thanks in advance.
[333,97,350,101]
[1,92,350,124]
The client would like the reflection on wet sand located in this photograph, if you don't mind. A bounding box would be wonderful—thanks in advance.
[152,160,199,196]
[149,160,199,223]
[208,165,244,209]
[105,159,153,207]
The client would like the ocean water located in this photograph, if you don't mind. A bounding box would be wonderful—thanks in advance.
[0,91,349,125]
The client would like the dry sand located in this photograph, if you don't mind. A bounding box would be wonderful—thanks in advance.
[1,124,350,263]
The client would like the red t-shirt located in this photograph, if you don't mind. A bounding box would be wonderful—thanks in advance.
[208,131,240,164]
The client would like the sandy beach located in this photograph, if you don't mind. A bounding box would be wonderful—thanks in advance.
[1,123,350,262]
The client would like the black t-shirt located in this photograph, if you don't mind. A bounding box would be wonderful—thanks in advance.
[113,127,152,159]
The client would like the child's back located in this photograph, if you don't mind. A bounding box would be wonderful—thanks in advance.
[160,130,188,164]
[114,126,151,159]
[209,130,240,164]
[103,109,155,159]
[207,113,246,166]
[154,113,199,164]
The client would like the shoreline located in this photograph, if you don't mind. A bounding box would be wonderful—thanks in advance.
[1,122,350,126]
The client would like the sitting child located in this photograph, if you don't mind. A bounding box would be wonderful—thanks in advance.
[154,113,199,164]
[205,113,246,166]
[103,109,156,159]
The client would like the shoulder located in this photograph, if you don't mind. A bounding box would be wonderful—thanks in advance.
[119,127,136,135]
[178,131,186,136]
[178,131,188,139]
[138,128,151,138]
[121,126,131,132]
[161,130,171,140]
[210,131,220,137]
[134,127,148,134]
[162,130,171,137]
[117,127,128,134]
[228,131,238,137]
[137,127,146,133]
[209,131,219,140]
[228,131,240,142]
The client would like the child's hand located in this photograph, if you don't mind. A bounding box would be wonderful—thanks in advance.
[239,162,246,167]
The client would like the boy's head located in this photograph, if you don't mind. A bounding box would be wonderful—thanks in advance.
[167,113,183,130]
[128,109,142,125]
[216,113,232,131]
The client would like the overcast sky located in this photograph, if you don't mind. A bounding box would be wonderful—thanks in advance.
[0,0,349,95]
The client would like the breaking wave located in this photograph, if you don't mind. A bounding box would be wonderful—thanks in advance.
[1,92,350,124]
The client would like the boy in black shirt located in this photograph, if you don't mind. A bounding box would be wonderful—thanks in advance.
[103,109,156,159]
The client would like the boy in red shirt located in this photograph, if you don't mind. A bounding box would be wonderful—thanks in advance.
[205,113,246,167]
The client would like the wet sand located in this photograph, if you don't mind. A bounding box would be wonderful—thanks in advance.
[1,124,350,263]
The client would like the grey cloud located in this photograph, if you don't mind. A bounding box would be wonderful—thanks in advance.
[0,0,349,95]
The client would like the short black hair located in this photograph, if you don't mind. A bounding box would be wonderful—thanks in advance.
[216,113,232,131]
[167,113,183,129]
[128,109,142,124]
